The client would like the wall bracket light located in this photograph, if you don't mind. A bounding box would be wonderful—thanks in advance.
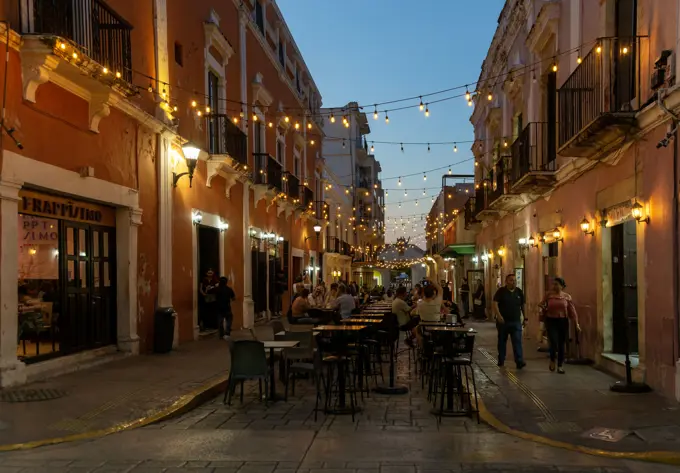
[173,142,200,187]
[631,201,650,224]
[580,217,594,236]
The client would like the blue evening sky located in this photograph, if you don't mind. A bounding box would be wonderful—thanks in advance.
[278,0,504,244]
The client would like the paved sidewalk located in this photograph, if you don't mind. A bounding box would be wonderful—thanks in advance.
[471,321,680,455]
[0,333,240,449]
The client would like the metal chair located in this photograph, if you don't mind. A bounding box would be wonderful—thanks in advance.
[223,340,269,405]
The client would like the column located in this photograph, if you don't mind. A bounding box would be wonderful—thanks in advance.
[116,207,142,354]
[0,181,25,387]
[242,183,254,328]
[157,131,173,307]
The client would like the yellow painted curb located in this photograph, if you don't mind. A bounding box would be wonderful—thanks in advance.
[474,386,680,466]
[0,374,229,452]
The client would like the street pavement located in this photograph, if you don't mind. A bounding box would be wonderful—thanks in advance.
[470,321,680,453]
[1,323,679,473]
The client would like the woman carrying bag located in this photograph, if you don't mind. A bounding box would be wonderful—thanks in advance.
[473,279,486,320]
[539,277,581,374]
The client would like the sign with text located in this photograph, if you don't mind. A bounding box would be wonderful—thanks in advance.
[19,190,115,227]
[605,203,633,227]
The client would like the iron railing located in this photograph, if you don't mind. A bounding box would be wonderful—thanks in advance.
[464,197,478,227]
[207,115,247,165]
[300,185,314,209]
[511,122,556,182]
[341,241,351,256]
[21,0,133,83]
[286,174,300,202]
[326,236,341,253]
[558,36,642,147]
[253,153,282,191]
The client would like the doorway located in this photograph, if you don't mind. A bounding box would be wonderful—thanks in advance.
[197,225,220,330]
[611,221,639,354]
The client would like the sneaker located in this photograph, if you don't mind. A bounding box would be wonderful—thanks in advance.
[549,361,556,372]
[557,366,565,374]
[223,335,231,341]
[516,361,526,370]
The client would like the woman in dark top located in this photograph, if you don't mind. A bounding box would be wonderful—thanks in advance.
[215,277,236,338]
[473,279,486,320]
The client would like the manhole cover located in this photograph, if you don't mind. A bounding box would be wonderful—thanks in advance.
[0,388,67,402]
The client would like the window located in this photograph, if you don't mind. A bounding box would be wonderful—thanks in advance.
[254,122,263,154]
[208,72,219,113]
[294,147,301,177]
[174,42,183,67]
[276,128,285,165]
[255,1,264,35]
[295,67,301,93]
[278,37,285,67]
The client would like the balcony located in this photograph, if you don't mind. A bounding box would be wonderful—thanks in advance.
[558,37,642,159]
[299,185,314,211]
[464,197,478,230]
[486,155,526,212]
[22,0,133,82]
[253,153,283,192]
[207,115,248,167]
[326,236,341,253]
[511,122,557,194]
[285,174,300,203]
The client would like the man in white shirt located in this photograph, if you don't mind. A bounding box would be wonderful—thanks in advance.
[391,286,412,326]
[332,284,356,319]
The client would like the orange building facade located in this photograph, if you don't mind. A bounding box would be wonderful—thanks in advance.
[0,0,321,387]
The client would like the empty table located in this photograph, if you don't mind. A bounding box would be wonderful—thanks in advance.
[262,340,299,402]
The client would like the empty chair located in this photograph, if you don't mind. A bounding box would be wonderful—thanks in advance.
[223,340,269,405]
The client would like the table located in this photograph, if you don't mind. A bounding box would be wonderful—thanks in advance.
[315,325,367,331]
[424,326,476,333]
[341,318,381,324]
[262,340,299,402]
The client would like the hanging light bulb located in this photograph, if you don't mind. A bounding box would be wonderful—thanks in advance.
[342,115,347,124]
[465,88,471,101]
[400,143,404,152]
[431,196,435,203]
[423,173,427,181]
[342,139,346,148]
[398,177,402,186]
[419,96,424,111]
[330,113,335,123]
[487,93,493,101]
[448,167,452,175]
[415,200,419,206]
[385,190,389,197]
[284,116,290,123]
[385,114,389,124]
[252,113,257,121]
[422,189,426,196]
[404,189,408,196]
[474,161,479,167]
[425,105,430,117]
[552,60,558,72]
[576,49,582,64]
[191,100,197,108]
[307,122,312,129]
[427,143,431,152]
[596,45,602,54]
[370,143,375,153]
[532,70,537,83]
[373,106,378,120]
[268,121,273,128]
[468,98,473,107]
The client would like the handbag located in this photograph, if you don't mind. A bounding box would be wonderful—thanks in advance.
[473,298,482,306]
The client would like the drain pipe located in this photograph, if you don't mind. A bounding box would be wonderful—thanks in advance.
[658,91,680,389]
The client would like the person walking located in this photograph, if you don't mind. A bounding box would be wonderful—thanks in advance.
[215,277,236,339]
[492,274,526,369]
[539,277,580,373]
[472,279,486,320]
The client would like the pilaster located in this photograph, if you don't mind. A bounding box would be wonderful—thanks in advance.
[116,207,143,355]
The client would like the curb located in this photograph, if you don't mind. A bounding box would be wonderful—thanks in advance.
[0,374,229,452]
[474,383,680,466]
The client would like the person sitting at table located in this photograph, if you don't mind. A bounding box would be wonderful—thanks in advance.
[383,289,394,303]
[324,283,339,308]
[392,286,418,347]
[331,284,355,319]
[416,280,443,322]
[308,285,325,307]
[290,288,320,325]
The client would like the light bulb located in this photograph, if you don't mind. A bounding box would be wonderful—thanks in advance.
[423,173,427,181]
[577,53,582,64]
[398,178,402,186]
[419,97,424,111]
[596,45,602,54]
[468,99,473,107]
[72,52,78,59]
[373,107,378,120]
[425,105,429,117]
[206,106,211,113]
[307,122,312,129]
[427,143,430,152]
[448,168,452,174]
[552,63,558,72]
[102,67,108,74]
[474,161,479,167]
[454,143,458,152]
[400,143,404,152]
[422,189,426,196]
[622,46,629,55]
[342,139,346,148]
[370,143,375,153]
[268,122,273,128]
[330,113,335,123]
[252,114,257,121]
[385,114,389,124]
[465,89,471,101]
[284,116,290,123]
[197,110,202,117]
[487,93,492,101]
[310,140,315,145]
[191,100,197,108]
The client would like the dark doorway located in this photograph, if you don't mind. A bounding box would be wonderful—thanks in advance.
[198,225,220,330]
[611,220,639,354]
[252,248,267,314]
[61,222,117,355]
[292,256,302,288]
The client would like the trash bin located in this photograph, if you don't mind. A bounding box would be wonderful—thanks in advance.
[154,307,176,353]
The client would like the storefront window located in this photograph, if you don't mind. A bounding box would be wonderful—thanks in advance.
[17,214,61,361]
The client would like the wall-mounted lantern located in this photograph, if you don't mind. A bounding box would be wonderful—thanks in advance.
[472,255,479,264]
[219,220,229,231]
[528,236,537,248]
[580,217,594,236]
[552,228,563,241]
[631,201,650,224]
[173,142,200,187]
[497,246,506,257]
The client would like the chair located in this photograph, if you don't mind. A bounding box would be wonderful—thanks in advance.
[432,333,479,423]
[271,320,286,339]
[223,340,269,405]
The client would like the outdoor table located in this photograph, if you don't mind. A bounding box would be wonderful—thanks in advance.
[262,340,299,402]
[426,328,477,416]
[315,325,367,414]
[341,318,382,324]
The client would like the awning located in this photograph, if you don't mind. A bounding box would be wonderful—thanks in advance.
[439,244,476,258]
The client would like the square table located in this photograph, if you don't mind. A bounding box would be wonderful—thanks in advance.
[262,340,299,401]
[315,325,367,331]
[341,318,381,324]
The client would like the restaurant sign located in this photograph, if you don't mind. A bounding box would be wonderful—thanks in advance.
[19,190,116,227]
[604,202,633,227]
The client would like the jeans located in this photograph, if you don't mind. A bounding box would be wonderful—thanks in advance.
[545,317,569,365]
[461,295,469,316]
[497,321,524,366]
[218,311,233,337]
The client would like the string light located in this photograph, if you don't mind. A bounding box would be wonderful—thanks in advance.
[404,189,408,196]
[423,173,427,181]
[191,100,197,108]
[425,105,430,117]
[419,97,424,111]
[330,113,335,123]
[465,88,471,101]
[596,45,602,54]
[398,177,402,186]
[552,59,558,72]
[385,114,389,124]
[370,143,375,153]
[448,168,452,174]
[268,121,273,128]
[400,143,404,152]
[468,98,473,107]
[373,106,378,120]
[307,122,312,129]
[487,93,493,101]
[576,49,582,64]
[454,143,458,152]
[284,116,290,123]
[422,189,426,196]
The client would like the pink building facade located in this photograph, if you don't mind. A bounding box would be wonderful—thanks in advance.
[468,0,680,399]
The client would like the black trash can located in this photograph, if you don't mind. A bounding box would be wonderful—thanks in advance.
[154,307,176,353]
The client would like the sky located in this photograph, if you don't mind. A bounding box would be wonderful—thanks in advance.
[278,0,504,245]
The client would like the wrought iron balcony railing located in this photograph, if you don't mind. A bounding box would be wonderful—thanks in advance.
[207,115,248,166]
[21,0,133,83]
[299,185,314,210]
[253,153,282,191]
[285,174,300,202]
[510,122,557,193]
[557,36,643,156]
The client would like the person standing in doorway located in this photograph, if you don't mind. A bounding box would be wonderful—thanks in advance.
[460,278,470,318]
[539,277,580,373]
[199,268,219,331]
[275,271,287,317]
[472,279,486,320]
[492,274,526,369]
[216,277,236,339]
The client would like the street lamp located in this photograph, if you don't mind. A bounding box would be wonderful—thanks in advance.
[173,142,200,187]
[313,224,322,284]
